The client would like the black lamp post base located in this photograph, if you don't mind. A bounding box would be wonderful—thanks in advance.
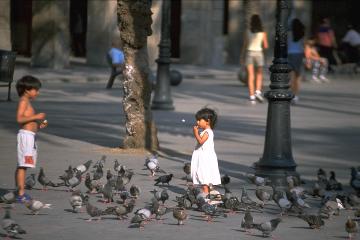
[254,162,300,188]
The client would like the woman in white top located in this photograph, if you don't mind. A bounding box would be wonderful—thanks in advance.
[241,14,268,104]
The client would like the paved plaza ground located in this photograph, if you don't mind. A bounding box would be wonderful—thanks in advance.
[0,61,359,239]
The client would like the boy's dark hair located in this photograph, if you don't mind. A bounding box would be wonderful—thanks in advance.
[291,18,305,42]
[250,14,263,33]
[16,75,42,96]
[195,108,218,129]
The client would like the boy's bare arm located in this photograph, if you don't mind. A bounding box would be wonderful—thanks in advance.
[16,99,46,124]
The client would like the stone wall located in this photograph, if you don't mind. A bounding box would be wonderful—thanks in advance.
[0,0,11,50]
[31,0,70,69]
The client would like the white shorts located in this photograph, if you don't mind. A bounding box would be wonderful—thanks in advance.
[17,129,37,168]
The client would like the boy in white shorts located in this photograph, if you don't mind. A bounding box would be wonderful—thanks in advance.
[15,76,48,202]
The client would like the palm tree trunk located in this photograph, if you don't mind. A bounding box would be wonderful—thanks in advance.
[118,0,159,150]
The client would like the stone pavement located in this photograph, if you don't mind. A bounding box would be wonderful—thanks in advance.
[0,60,359,239]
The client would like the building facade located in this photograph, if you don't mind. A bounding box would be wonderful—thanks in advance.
[0,0,356,69]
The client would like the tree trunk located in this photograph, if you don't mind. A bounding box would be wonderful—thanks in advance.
[117,0,159,150]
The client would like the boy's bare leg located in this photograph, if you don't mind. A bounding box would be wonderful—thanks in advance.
[16,167,26,196]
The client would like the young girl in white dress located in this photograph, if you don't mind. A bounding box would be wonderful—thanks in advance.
[190,108,221,194]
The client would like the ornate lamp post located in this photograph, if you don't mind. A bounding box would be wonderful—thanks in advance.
[254,0,299,187]
[151,0,174,110]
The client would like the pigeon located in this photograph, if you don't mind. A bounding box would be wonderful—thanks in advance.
[252,218,282,237]
[118,165,128,177]
[24,199,51,215]
[154,174,173,185]
[69,190,86,213]
[288,191,310,213]
[173,207,188,225]
[345,216,358,240]
[64,169,82,191]
[93,155,106,169]
[298,214,324,229]
[121,170,134,186]
[350,167,360,195]
[287,177,307,198]
[255,187,272,206]
[160,189,169,204]
[103,199,135,220]
[131,208,152,228]
[145,154,166,176]
[241,187,259,208]
[101,179,114,203]
[85,198,105,221]
[119,190,132,204]
[241,208,254,231]
[326,171,343,191]
[0,191,16,204]
[348,193,360,207]
[151,189,162,202]
[312,182,326,197]
[221,174,230,186]
[25,173,36,190]
[2,209,26,238]
[317,168,328,187]
[129,185,141,199]
[246,173,271,186]
[113,159,121,172]
[59,165,74,183]
[272,189,292,215]
[37,167,58,190]
[84,172,101,193]
[106,169,116,187]
[182,162,192,184]
[114,175,125,192]
[149,197,170,220]
[92,164,104,181]
[183,162,191,175]
[201,201,220,222]
[74,160,92,175]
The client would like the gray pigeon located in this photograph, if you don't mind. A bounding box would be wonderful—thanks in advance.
[154,174,173,186]
[25,173,36,190]
[114,175,125,192]
[101,179,114,203]
[92,164,104,181]
[64,169,82,191]
[24,199,51,215]
[114,159,121,172]
[160,189,169,204]
[272,189,292,215]
[350,167,360,195]
[131,208,151,228]
[298,214,324,229]
[255,187,272,206]
[246,173,271,186]
[252,218,282,237]
[241,187,260,208]
[75,160,93,175]
[84,172,101,193]
[85,198,106,221]
[345,216,358,240]
[69,190,86,213]
[103,199,135,220]
[0,191,16,204]
[326,171,342,191]
[2,209,26,237]
[145,154,166,176]
[59,165,74,183]
[241,208,254,231]
[173,207,188,225]
[129,185,141,199]
[37,167,57,190]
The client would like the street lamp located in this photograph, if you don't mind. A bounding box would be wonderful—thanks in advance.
[151,0,174,110]
[254,0,299,187]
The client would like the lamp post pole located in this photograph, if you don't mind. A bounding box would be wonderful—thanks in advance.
[254,0,299,187]
[151,0,174,110]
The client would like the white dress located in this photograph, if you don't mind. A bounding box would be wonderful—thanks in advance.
[191,129,221,185]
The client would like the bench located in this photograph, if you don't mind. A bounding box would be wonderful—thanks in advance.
[106,53,123,89]
[0,50,17,101]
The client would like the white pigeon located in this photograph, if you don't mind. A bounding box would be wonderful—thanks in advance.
[24,199,52,215]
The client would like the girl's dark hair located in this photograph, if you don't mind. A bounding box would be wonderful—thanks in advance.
[195,108,218,129]
[291,18,305,42]
[250,14,263,33]
[16,75,42,96]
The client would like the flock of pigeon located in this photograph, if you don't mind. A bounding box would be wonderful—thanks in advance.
[1,154,360,239]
